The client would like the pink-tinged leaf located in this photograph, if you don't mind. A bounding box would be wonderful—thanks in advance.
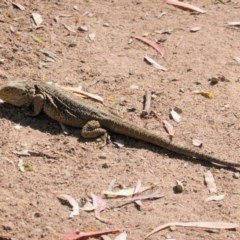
[145,221,238,239]
[132,180,142,207]
[92,193,106,212]
[166,0,206,14]
[132,35,165,56]
[61,229,120,240]
[92,193,110,223]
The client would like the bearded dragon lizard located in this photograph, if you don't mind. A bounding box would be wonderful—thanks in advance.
[0,80,239,169]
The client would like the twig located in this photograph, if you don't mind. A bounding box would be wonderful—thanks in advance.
[12,149,56,159]
[141,90,152,118]
[108,192,164,209]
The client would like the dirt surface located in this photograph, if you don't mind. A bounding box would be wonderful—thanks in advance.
[0,0,240,239]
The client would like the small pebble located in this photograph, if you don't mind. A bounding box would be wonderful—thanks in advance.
[233,172,240,179]
[2,222,15,231]
[103,22,110,27]
[102,163,109,168]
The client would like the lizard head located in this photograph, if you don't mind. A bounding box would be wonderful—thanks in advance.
[0,81,31,107]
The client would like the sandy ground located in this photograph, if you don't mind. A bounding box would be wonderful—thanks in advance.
[0,0,240,239]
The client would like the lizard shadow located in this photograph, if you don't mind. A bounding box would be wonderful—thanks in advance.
[0,103,237,171]
[0,103,80,138]
[111,134,239,172]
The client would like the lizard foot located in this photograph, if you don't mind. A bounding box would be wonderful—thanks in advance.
[81,120,109,147]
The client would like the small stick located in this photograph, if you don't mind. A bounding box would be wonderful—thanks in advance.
[141,90,152,118]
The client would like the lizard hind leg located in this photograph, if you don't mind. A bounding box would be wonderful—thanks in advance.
[81,120,109,147]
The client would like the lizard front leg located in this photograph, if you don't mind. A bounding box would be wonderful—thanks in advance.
[25,94,44,116]
[81,120,109,146]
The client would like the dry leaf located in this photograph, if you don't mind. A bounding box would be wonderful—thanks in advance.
[78,25,88,31]
[145,221,238,239]
[166,0,206,13]
[32,35,44,47]
[80,201,95,211]
[132,35,165,56]
[101,235,112,240]
[13,149,30,156]
[233,56,240,63]
[163,120,175,137]
[18,159,33,172]
[192,139,202,147]
[89,32,96,41]
[170,109,181,123]
[103,183,159,197]
[91,193,109,223]
[227,22,240,26]
[112,138,125,148]
[31,12,43,28]
[63,24,77,33]
[108,179,117,191]
[114,232,127,240]
[41,49,62,62]
[144,55,167,71]
[132,180,142,207]
[9,25,15,33]
[204,171,217,193]
[193,90,214,99]
[57,194,80,218]
[190,27,201,32]
[205,194,225,202]
[92,193,106,212]
[62,86,104,103]
[12,2,25,10]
